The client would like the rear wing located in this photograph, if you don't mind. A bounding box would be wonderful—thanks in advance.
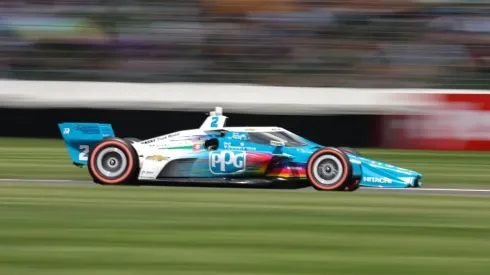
[58,122,115,166]
[200,107,228,131]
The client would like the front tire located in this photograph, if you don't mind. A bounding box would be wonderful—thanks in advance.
[344,179,361,191]
[88,138,139,185]
[339,147,363,157]
[306,147,353,191]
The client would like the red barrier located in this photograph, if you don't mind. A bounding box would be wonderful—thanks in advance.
[381,94,490,151]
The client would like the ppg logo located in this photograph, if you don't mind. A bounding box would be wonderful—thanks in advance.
[209,151,246,174]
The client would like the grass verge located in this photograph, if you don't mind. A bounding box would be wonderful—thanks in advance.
[1,183,490,275]
[1,138,490,185]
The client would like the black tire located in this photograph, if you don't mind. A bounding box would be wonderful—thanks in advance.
[339,147,363,157]
[88,137,139,185]
[306,147,353,191]
[344,179,361,191]
[123,137,141,144]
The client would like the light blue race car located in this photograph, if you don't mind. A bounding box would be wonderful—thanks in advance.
[58,107,423,191]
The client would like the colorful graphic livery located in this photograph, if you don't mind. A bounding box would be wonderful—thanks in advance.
[58,107,423,191]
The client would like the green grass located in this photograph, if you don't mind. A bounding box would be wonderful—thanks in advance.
[2,138,490,274]
[1,138,490,185]
[0,183,490,275]
[0,138,88,180]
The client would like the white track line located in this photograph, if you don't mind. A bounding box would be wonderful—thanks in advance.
[0,179,75,182]
[1,179,490,193]
[363,187,490,192]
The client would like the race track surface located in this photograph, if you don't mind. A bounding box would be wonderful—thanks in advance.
[2,179,490,196]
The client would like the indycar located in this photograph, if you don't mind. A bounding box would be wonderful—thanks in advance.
[58,107,422,191]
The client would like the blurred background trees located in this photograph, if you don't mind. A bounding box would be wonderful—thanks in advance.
[0,0,488,89]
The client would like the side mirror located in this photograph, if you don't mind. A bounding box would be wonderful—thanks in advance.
[270,140,286,147]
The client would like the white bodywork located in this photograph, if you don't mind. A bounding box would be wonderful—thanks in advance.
[129,107,287,180]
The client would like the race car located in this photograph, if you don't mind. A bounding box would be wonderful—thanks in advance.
[58,107,422,191]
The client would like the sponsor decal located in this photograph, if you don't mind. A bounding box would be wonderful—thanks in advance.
[231,132,248,140]
[162,133,180,140]
[145,155,169,161]
[223,142,256,151]
[142,138,156,144]
[140,170,156,179]
[209,151,246,174]
[63,128,70,135]
[193,143,202,151]
[141,133,181,144]
[158,145,194,150]
[74,125,100,134]
[363,177,392,184]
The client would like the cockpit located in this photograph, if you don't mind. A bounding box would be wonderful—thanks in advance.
[247,131,307,147]
[204,138,219,151]
[204,130,307,151]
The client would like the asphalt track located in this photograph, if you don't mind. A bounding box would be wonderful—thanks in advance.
[2,178,490,196]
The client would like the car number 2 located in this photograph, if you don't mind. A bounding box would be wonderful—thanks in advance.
[210,116,219,128]
[79,145,89,161]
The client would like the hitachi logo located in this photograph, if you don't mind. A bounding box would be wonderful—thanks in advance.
[363,177,392,184]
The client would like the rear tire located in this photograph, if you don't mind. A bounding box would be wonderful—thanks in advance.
[306,147,353,191]
[88,137,139,185]
[123,137,141,144]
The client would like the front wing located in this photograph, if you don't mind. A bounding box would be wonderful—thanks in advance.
[349,155,422,188]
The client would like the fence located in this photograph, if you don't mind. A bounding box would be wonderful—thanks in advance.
[3,80,490,151]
